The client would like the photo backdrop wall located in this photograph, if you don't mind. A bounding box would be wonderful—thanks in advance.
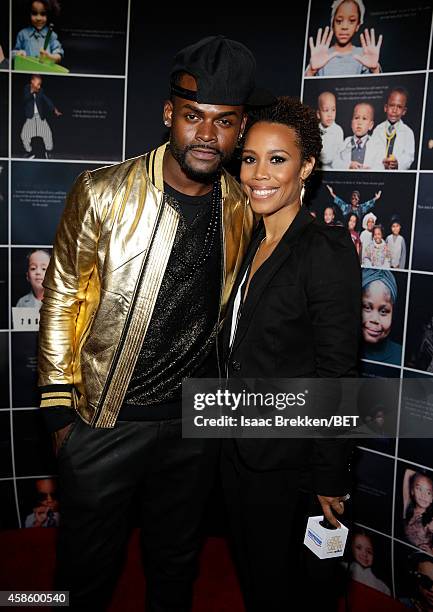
[1,0,433,605]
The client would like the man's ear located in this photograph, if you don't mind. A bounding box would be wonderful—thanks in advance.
[163,100,173,128]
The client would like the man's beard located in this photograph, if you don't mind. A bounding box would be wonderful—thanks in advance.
[169,137,230,184]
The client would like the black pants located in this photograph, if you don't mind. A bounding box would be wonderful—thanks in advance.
[55,417,219,611]
[221,440,341,612]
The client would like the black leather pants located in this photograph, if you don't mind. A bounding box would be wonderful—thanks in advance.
[55,417,219,611]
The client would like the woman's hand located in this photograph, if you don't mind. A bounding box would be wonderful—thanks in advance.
[317,494,347,528]
[374,190,382,201]
[355,29,383,73]
[306,27,338,75]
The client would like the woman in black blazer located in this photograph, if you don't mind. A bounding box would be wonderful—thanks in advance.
[221,97,361,612]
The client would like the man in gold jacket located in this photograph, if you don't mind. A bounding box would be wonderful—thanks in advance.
[38,36,271,610]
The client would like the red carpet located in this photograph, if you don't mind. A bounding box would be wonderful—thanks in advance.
[0,529,244,611]
[0,529,405,611]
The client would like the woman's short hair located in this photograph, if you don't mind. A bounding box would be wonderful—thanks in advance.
[245,96,322,168]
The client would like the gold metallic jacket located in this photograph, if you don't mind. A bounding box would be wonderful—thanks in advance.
[38,143,254,427]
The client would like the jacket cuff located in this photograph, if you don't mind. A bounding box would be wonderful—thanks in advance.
[40,384,76,433]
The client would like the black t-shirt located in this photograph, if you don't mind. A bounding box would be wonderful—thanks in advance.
[119,182,222,420]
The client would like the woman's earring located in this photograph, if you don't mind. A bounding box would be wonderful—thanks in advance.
[164,120,170,127]
[300,181,306,206]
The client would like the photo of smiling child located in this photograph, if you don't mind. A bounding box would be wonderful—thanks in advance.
[323,205,337,225]
[402,468,433,555]
[12,0,63,66]
[362,224,391,268]
[347,527,391,596]
[359,211,376,253]
[305,0,382,77]
[12,0,64,64]
[361,268,403,365]
[370,87,415,170]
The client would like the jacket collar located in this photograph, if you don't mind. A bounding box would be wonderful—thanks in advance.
[223,204,315,358]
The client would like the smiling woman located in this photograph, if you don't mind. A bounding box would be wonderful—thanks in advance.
[220,96,362,611]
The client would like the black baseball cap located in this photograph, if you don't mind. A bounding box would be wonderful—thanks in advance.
[170,35,275,107]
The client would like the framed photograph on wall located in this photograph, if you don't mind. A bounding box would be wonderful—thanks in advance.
[352,448,394,535]
[303,73,425,172]
[305,0,432,77]
[11,73,124,161]
[11,161,101,245]
[11,0,128,75]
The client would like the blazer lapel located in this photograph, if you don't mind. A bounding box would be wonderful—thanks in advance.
[222,225,265,359]
[229,206,315,354]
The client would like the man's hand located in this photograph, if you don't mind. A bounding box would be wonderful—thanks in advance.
[317,494,347,528]
[52,423,73,457]
[374,190,382,201]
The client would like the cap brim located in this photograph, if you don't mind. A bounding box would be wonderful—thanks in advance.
[245,87,277,107]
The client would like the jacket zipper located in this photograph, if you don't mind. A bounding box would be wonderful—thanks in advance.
[91,199,165,425]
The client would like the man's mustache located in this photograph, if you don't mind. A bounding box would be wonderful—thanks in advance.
[186,144,223,158]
